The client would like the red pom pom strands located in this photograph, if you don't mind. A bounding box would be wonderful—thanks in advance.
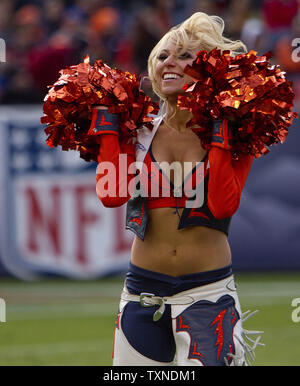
[177,49,298,159]
[41,56,158,162]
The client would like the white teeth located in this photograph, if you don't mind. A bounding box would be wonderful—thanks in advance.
[163,73,180,80]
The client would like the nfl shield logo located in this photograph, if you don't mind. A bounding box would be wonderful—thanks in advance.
[0,106,132,280]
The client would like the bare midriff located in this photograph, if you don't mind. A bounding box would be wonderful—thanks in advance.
[131,207,232,277]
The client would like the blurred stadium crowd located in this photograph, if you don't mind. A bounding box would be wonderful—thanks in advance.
[1,0,300,104]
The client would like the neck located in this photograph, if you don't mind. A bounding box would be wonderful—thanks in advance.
[164,99,192,132]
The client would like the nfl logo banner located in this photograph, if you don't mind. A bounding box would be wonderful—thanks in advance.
[0,106,132,280]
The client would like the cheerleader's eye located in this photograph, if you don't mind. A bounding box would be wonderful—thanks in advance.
[178,52,192,59]
[158,53,168,61]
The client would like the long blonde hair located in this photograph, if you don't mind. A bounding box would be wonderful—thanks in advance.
[147,12,247,122]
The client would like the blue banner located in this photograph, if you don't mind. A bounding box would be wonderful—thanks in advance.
[0,106,133,279]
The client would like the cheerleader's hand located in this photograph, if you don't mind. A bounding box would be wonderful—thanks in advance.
[211,119,233,150]
[89,106,119,136]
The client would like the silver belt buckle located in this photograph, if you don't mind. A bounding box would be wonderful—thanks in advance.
[140,292,155,307]
[140,293,165,321]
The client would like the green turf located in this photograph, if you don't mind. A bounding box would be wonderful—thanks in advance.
[0,273,299,366]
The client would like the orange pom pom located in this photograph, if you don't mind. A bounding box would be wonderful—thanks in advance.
[41,56,158,162]
[178,49,298,159]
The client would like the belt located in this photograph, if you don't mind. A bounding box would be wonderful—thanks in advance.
[121,287,194,321]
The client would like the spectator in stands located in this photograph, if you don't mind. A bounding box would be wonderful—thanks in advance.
[87,5,121,64]
[262,0,299,52]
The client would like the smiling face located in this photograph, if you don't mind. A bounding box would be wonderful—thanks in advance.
[153,38,199,99]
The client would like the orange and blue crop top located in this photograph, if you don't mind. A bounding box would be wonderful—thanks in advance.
[140,143,208,211]
[96,133,253,238]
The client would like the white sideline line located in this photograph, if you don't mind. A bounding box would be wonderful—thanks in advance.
[239,290,299,298]
[0,281,299,321]
[0,283,123,294]
[1,280,298,292]
[6,302,118,321]
[236,281,300,290]
[4,298,295,321]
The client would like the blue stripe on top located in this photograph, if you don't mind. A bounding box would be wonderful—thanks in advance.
[125,262,232,297]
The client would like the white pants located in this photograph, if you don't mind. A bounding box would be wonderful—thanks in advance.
[112,275,246,366]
